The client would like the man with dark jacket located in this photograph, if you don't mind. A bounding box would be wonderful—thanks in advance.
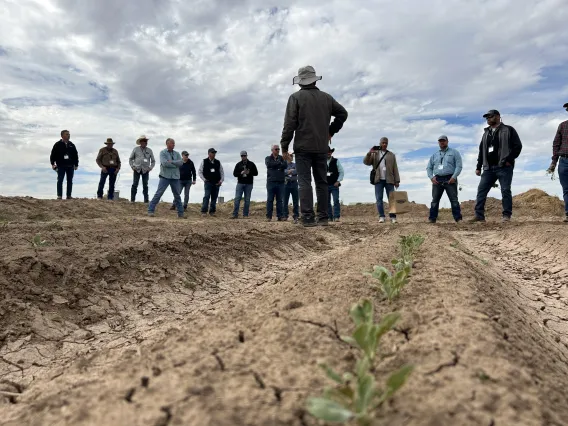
[284,153,299,224]
[281,65,348,227]
[171,150,196,211]
[231,150,258,219]
[473,110,522,222]
[96,138,121,200]
[199,148,224,217]
[265,145,288,221]
[547,103,568,222]
[50,129,79,199]
[327,147,344,221]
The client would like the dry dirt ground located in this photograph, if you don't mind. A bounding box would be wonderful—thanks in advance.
[1,189,568,426]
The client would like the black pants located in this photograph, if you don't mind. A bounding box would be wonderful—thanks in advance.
[295,152,328,221]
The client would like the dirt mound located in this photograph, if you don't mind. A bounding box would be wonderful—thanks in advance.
[513,188,564,216]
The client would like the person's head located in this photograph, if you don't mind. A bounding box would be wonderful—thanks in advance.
[293,65,322,87]
[136,135,149,148]
[379,137,389,150]
[437,135,449,150]
[61,130,70,141]
[104,138,115,149]
[328,146,335,159]
[208,148,217,159]
[240,150,248,161]
[564,102,568,113]
[271,144,280,156]
[483,109,501,126]
[182,150,189,161]
[166,138,175,151]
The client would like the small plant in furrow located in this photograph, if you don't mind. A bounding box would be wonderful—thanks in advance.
[306,299,413,425]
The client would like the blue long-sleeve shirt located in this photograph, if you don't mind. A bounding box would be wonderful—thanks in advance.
[426,147,462,179]
[159,149,184,179]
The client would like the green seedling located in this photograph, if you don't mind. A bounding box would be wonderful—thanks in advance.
[399,234,425,263]
[31,234,49,247]
[307,299,413,425]
[368,264,411,302]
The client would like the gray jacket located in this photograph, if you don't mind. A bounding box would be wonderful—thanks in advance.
[280,85,348,154]
[476,124,523,171]
[129,146,155,173]
[363,150,400,185]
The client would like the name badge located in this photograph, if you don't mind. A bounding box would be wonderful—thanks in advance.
[110,160,114,164]
[63,155,69,160]
[438,164,444,170]
[143,159,148,163]
[382,166,386,171]
[210,168,215,173]
[327,172,331,176]
[488,146,494,153]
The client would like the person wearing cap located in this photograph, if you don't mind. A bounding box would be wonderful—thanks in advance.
[170,150,196,212]
[363,137,401,223]
[265,144,288,221]
[148,138,185,218]
[327,146,344,222]
[426,135,463,223]
[473,110,523,223]
[231,150,258,219]
[547,103,568,222]
[283,153,299,224]
[199,148,224,217]
[129,135,155,203]
[280,65,348,227]
[50,129,79,200]
[96,138,121,200]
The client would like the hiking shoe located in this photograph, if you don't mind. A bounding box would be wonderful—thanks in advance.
[317,219,329,226]
[469,217,486,223]
[201,213,207,217]
[178,215,187,220]
[169,205,176,211]
[183,206,188,211]
[57,196,62,200]
[564,215,568,223]
[230,215,238,219]
[378,217,385,223]
[266,218,272,222]
[455,218,463,223]
[391,218,398,224]
[293,218,298,224]
[334,218,340,222]
[148,212,155,217]
[66,196,74,200]
[243,216,250,219]
[428,219,436,223]
[209,213,216,217]
[502,216,511,223]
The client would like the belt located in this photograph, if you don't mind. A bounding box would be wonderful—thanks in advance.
[559,155,568,158]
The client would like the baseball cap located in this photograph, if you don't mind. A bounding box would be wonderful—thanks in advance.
[438,135,448,141]
[483,109,500,118]
[240,150,247,156]
[208,148,217,154]
[181,150,189,156]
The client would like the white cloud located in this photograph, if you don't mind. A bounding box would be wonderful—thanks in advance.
[0,0,567,212]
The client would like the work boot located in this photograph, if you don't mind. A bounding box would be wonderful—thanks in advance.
[469,216,486,223]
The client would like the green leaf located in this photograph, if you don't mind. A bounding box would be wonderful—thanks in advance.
[352,324,371,354]
[378,364,414,404]
[355,373,375,415]
[324,387,353,406]
[355,357,370,378]
[341,336,358,347]
[307,397,354,423]
[391,259,399,265]
[361,299,373,322]
[376,312,401,341]
[349,302,367,327]
[320,363,344,384]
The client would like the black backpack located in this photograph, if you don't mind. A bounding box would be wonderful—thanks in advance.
[370,151,388,185]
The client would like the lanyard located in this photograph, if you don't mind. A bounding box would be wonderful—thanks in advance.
[439,150,447,166]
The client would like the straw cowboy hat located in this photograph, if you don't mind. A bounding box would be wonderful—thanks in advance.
[104,138,115,145]
[136,135,149,145]
[293,65,322,85]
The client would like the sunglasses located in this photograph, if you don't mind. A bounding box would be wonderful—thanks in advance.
[241,155,247,157]
[273,148,280,151]
[485,115,495,119]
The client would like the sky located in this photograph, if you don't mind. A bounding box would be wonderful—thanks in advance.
[1,0,568,209]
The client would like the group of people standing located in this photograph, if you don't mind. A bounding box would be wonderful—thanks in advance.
[48,66,568,224]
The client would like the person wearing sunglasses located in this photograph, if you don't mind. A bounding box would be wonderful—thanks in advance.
[231,150,258,219]
[472,109,523,223]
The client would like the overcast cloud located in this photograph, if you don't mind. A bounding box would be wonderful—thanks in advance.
[1,0,568,209]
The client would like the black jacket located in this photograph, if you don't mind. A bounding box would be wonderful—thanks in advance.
[50,140,79,168]
[265,155,288,183]
[180,159,196,181]
[280,85,348,154]
[233,160,258,185]
[476,124,522,171]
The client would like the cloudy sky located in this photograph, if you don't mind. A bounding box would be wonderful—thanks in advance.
[1,0,568,209]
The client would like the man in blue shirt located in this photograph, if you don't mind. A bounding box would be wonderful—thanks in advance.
[426,135,463,223]
[148,138,185,218]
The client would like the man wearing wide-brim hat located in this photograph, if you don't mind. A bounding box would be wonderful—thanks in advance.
[547,103,568,222]
[96,138,121,200]
[280,65,348,227]
[129,135,155,203]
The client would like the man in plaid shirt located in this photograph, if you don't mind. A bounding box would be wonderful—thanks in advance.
[548,102,568,222]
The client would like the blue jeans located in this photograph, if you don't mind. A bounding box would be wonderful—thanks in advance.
[328,185,340,219]
[474,165,514,219]
[233,183,253,217]
[558,158,568,215]
[201,181,220,214]
[172,180,192,208]
[97,168,118,200]
[56,166,74,198]
[429,175,462,221]
[375,179,396,218]
[284,181,299,219]
[131,171,149,202]
[148,177,183,216]
[266,181,285,219]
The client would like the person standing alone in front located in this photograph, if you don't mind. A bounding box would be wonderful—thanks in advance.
[280,66,348,227]
[96,138,121,200]
[50,130,79,199]
[327,146,344,222]
[426,135,463,223]
[547,103,568,222]
[199,148,224,217]
[265,145,288,222]
[363,137,400,223]
[473,110,522,223]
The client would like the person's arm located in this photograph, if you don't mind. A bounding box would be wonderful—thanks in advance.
[392,154,400,184]
[149,149,155,171]
[280,95,298,153]
[426,155,434,179]
[198,160,205,181]
[508,127,522,162]
[171,153,183,167]
[96,149,104,169]
[129,148,136,168]
[363,152,374,166]
[219,163,224,183]
[453,150,463,179]
[50,143,57,166]
[251,162,258,176]
[337,160,344,182]
[190,161,197,181]
[265,156,274,169]
[476,140,483,171]
[116,152,121,170]
[552,123,563,166]
[73,145,79,168]
[161,151,177,168]
[329,97,348,137]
